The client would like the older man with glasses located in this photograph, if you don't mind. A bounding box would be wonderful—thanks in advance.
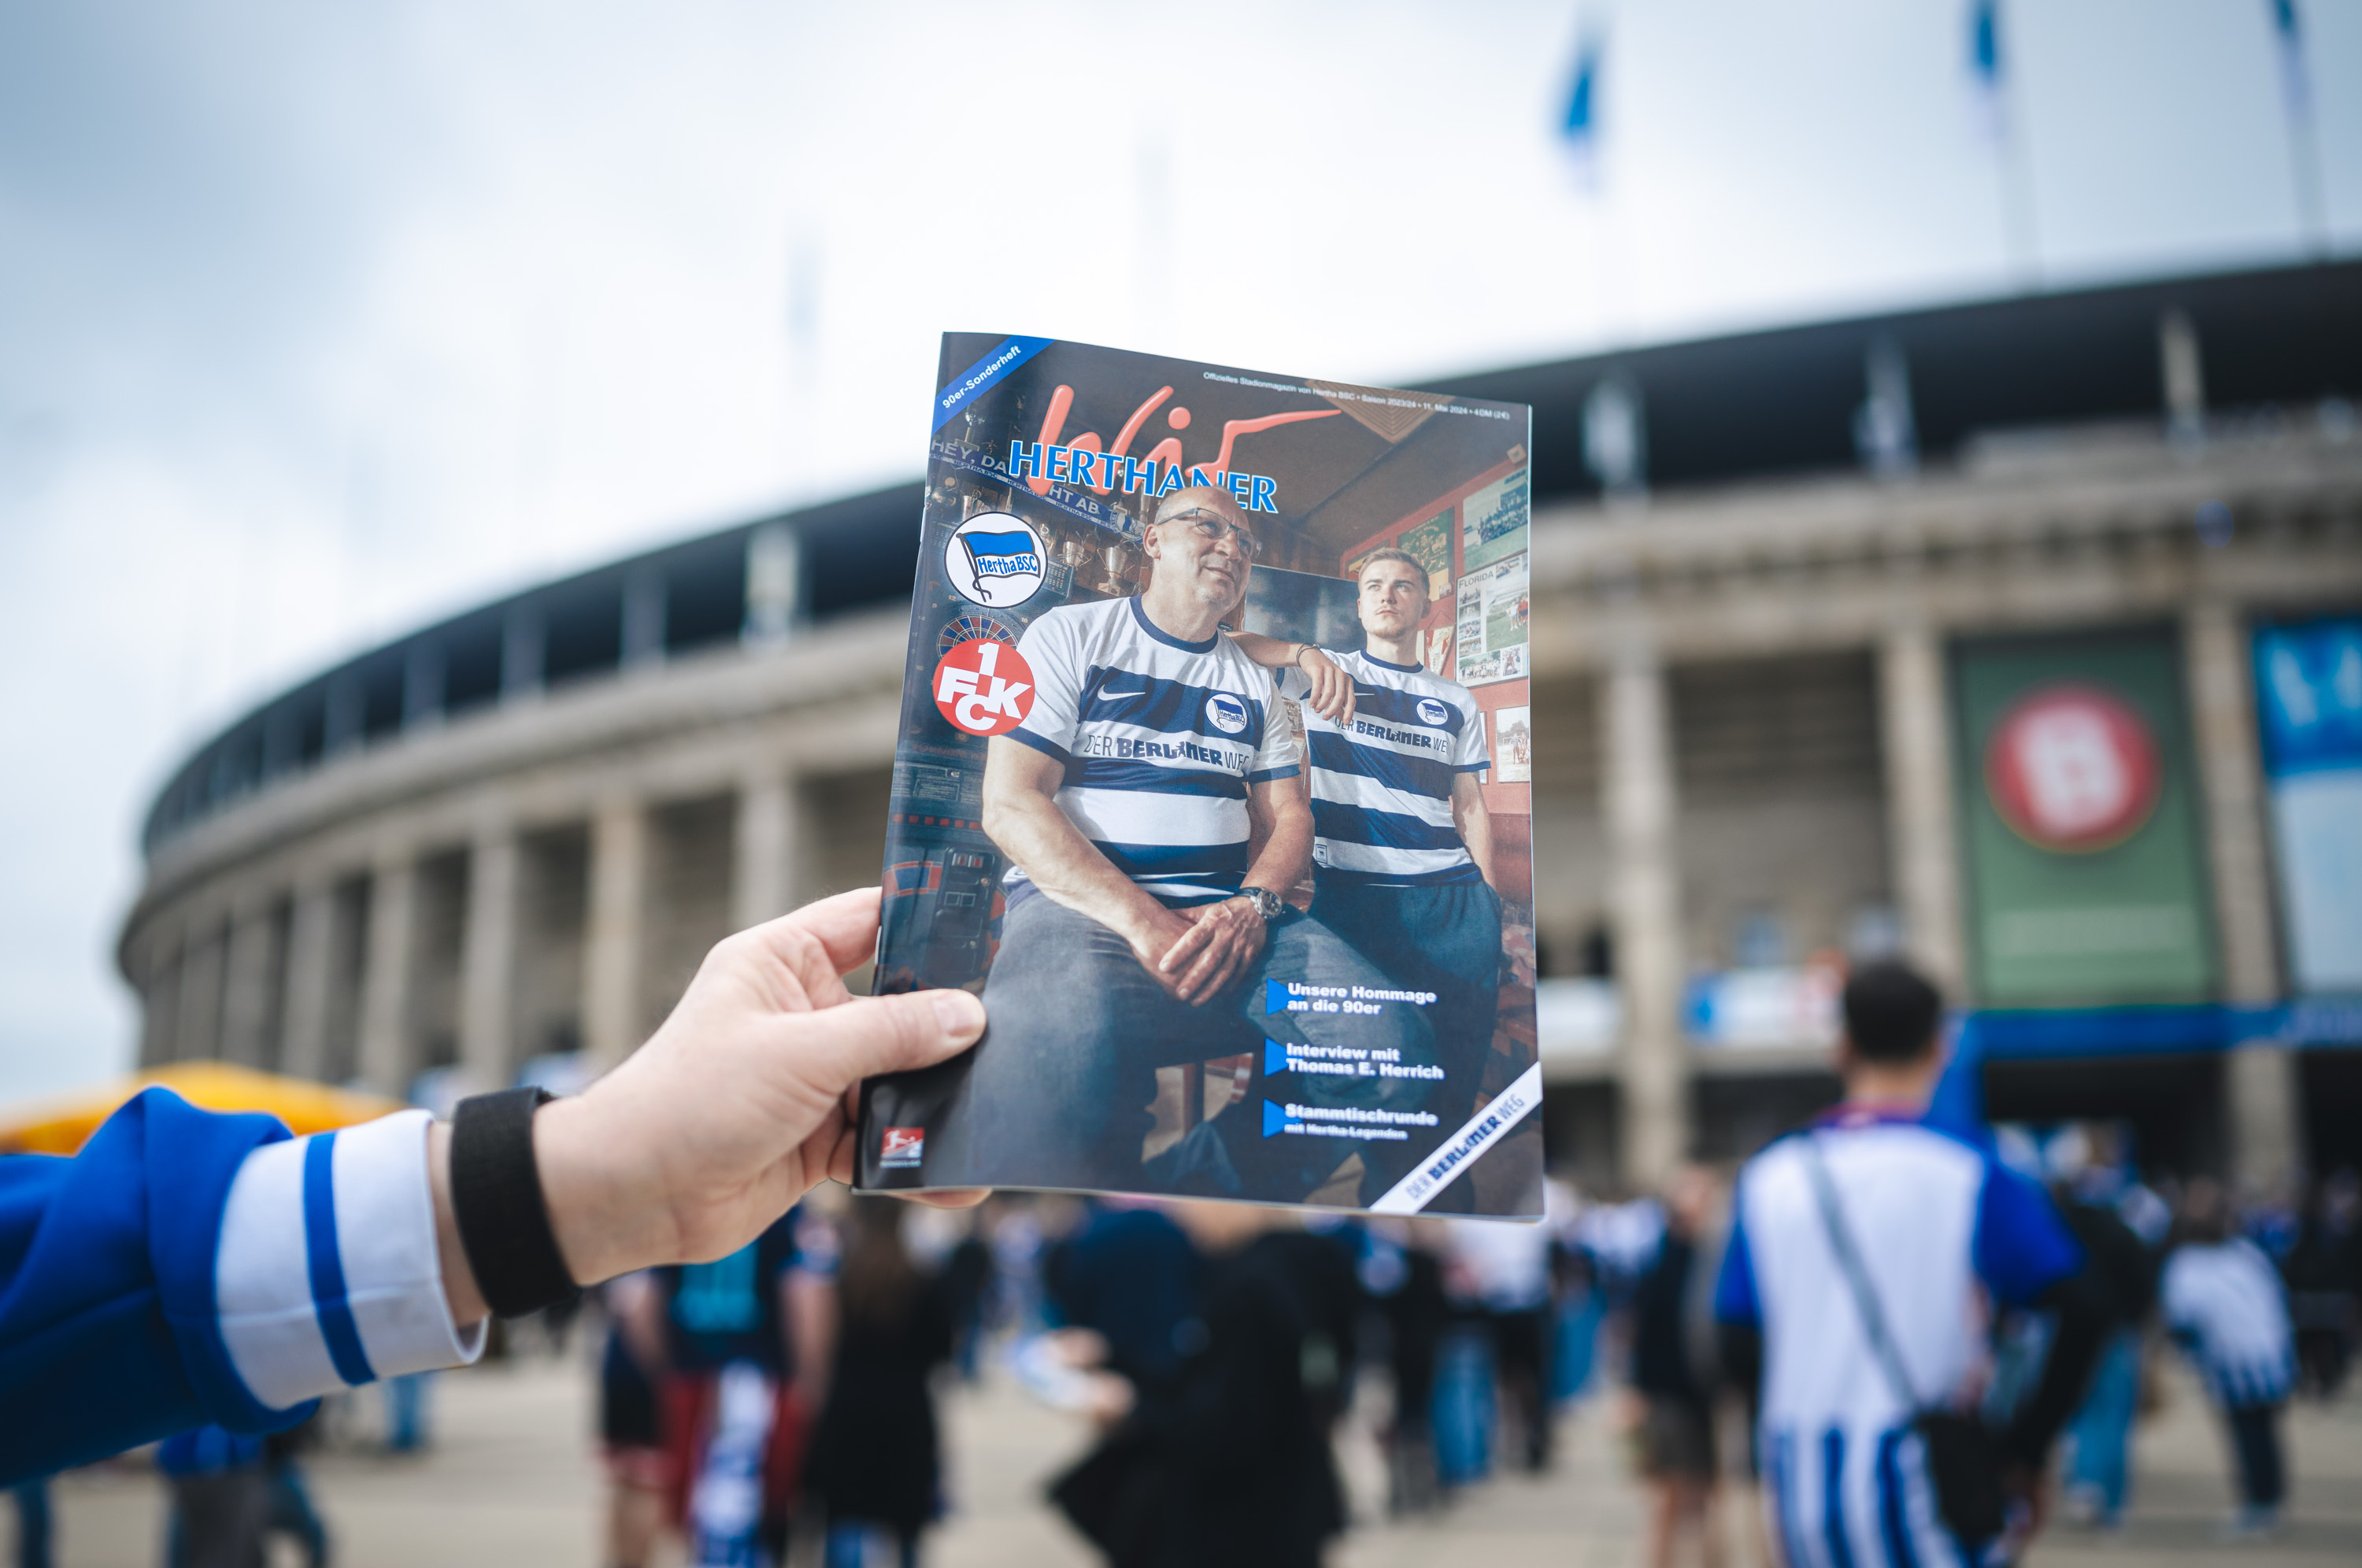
[920,486,1445,1204]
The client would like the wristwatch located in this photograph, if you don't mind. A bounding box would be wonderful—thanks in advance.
[1238,886,1287,923]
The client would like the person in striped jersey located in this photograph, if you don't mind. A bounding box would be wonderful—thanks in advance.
[1234,548,1504,1167]
[931,487,1442,1203]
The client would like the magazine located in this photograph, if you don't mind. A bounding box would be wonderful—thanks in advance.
[856,333,1542,1219]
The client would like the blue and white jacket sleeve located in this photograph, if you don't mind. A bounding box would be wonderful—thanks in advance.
[0,1088,483,1484]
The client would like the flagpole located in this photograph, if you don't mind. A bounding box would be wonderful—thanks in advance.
[2270,0,2330,261]
[1971,0,2039,292]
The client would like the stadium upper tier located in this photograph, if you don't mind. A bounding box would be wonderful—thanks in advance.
[143,259,2361,857]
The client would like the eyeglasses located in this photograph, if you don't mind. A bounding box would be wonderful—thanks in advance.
[1159,507,1263,559]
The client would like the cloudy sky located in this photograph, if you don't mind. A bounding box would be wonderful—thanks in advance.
[2,0,2356,1101]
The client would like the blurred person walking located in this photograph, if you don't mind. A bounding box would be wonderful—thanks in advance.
[805,1198,957,1568]
[1714,961,2106,1566]
[1050,1206,1351,1568]
[598,1272,671,1568]
[159,1426,269,1568]
[1445,1212,1557,1472]
[1361,1219,1452,1514]
[1043,1201,1203,1408]
[1631,1166,1725,1568]
[259,1418,328,1568]
[2162,1177,2296,1539]
[2047,1141,2164,1533]
[9,1482,50,1568]
[619,1206,837,1567]
[2286,1169,2360,1399]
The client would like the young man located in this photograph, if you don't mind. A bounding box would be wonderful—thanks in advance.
[1713,962,2108,1567]
[1235,547,1503,1141]
[927,486,1445,1203]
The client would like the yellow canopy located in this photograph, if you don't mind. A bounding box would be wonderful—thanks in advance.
[0,1062,404,1156]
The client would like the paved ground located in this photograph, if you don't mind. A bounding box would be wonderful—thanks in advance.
[29,1345,2362,1566]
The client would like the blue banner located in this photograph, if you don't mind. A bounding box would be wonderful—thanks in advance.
[932,336,1053,431]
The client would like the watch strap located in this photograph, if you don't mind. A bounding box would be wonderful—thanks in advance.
[449,1087,580,1318]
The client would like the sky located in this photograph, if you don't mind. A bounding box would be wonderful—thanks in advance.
[2,0,2356,1102]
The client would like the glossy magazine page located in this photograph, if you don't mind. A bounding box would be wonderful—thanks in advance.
[857,333,1542,1219]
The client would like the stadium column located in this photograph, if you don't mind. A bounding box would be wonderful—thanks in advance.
[175,915,228,1067]
[583,798,648,1071]
[459,821,522,1093]
[1604,637,1689,1187]
[138,930,183,1068]
[357,856,419,1100]
[278,878,337,1082]
[732,770,809,929]
[217,898,281,1069]
[2185,599,2298,1192]
[1877,621,1967,993]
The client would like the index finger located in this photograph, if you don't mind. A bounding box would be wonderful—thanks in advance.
[1157,914,1219,974]
[745,887,887,976]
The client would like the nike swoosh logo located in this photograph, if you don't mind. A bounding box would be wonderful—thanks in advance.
[1099,689,1147,699]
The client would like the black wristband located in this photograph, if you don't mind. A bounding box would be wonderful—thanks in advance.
[449,1087,580,1318]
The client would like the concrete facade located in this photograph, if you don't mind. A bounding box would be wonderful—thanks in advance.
[118,412,2362,1189]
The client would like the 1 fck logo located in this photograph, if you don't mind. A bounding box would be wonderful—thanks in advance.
[932,638,1036,737]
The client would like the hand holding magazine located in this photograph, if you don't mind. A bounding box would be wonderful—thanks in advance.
[859,335,1543,1219]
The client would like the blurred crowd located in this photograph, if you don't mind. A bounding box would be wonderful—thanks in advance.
[13,1141,2354,1567]
[566,1130,2353,1567]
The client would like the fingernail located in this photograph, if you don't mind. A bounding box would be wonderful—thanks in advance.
[931,989,986,1036]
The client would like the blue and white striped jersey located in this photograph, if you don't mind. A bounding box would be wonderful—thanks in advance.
[2161,1239,2294,1407]
[0,1089,483,1484]
[1714,1106,2083,1568]
[1003,596,1300,908]
[1276,651,1490,887]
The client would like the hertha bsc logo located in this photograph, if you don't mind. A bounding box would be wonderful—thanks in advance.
[1416,697,1450,727]
[1205,692,1249,734]
[879,1127,925,1167]
[946,512,1046,608]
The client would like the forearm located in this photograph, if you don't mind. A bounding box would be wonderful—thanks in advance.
[1241,796,1312,896]
[987,786,1168,941]
[1227,631,1298,671]
[1452,776,1496,889]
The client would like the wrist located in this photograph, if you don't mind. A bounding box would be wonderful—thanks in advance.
[428,1122,487,1326]
[532,1092,665,1286]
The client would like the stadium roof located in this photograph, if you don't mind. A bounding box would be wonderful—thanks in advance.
[143,257,2361,852]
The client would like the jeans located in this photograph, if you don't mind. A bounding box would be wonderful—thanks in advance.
[1309,879,1501,1117]
[2064,1328,2142,1519]
[927,893,1441,1202]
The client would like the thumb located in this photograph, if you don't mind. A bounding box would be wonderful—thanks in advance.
[784,987,987,1090]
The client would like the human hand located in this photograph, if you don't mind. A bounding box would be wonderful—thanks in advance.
[432,889,987,1323]
[1293,645,1357,726]
[1156,897,1269,1004]
[1124,904,1204,1003]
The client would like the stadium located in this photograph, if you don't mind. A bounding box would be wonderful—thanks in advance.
[118,258,2362,1196]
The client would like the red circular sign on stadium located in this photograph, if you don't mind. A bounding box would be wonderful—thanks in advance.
[1984,683,2161,853]
[931,638,1037,738]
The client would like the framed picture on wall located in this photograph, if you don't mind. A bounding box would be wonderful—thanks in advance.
[1401,509,1453,598]
[1494,704,1532,782]
[1461,467,1530,571]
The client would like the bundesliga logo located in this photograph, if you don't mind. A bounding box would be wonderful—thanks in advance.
[879,1127,925,1167]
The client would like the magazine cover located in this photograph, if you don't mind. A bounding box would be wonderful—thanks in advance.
[856,333,1542,1219]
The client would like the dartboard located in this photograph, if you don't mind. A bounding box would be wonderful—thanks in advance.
[938,615,1020,657]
